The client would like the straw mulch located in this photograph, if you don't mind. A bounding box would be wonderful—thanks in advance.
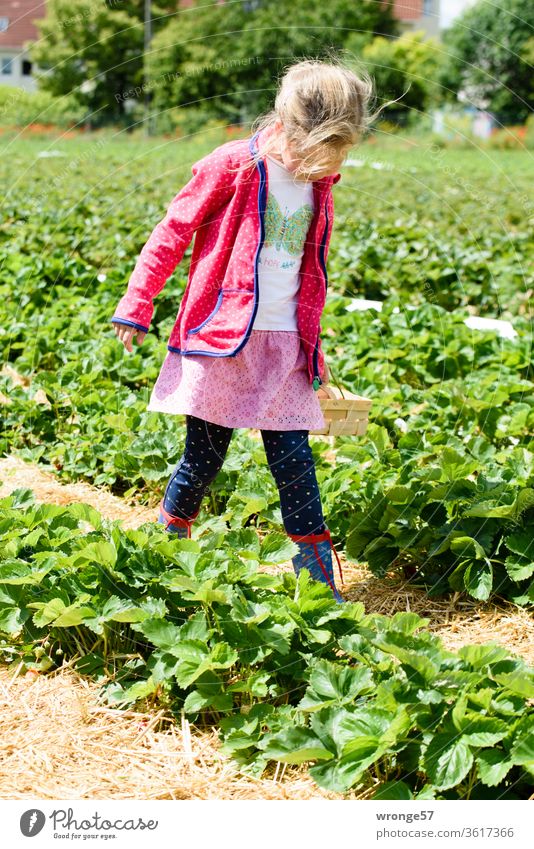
[341,559,534,666]
[0,662,370,800]
[0,451,532,799]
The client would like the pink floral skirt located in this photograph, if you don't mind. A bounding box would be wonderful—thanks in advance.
[146,329,326,431]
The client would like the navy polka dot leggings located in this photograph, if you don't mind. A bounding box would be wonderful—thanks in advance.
[162,414,326,535]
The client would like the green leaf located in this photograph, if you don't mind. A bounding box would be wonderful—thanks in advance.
[450,536,486,560]
[309,737,385,793]
[0,557,57,585]
[72,540,117,568]
[373,780,413,800]
[385,486,414,505]
[505,553,534,582]
[299,661,374,711]
[174,640,238,689]
[366,425,391,459]
[511,729,534,767]
[458,644,509,668]
[30,597,94,628]
[463,559,493,600]
[135,619,183,652]
[187,582,232,605]
[492,669,534,699]
[454,713,508,747]
[476,750,514,787]
[183,671,232,714]
[238,493,268,522]
[231,597,271,626]
[373,637,438,684]
[465,489,534,520]
[262,728,334,765]
[414,785,436,800]
[53,604,96,628]
[178,611,212,643]
[0,605,26,635]
[66,501,104,531]
[121,675,158,703]
[363,536,398,575]
[423,733,474,790]
[225,528,260,559]
[100,596,147,624]
[389,612,430,634]
[505,531,534,559]
[439,448,477,482]
[259,532,299,564]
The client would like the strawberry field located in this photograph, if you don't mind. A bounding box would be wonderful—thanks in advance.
[1,130,533,799]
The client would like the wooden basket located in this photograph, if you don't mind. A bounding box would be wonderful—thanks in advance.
[310,375,372,437]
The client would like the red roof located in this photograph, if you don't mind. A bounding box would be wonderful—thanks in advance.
[0,1,47,49]
[389,0,423,21]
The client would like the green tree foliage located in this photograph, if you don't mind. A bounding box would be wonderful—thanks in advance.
[148,0,399,129]
[440,0,534,124]
[362,30,444,126]
[29,0,175,127]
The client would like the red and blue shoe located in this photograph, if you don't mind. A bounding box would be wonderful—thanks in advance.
[157,498,200,539]
[288,526,345,604]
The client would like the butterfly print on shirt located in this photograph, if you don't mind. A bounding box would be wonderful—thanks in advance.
[262,194,314,256]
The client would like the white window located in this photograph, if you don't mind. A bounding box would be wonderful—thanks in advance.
[423,0,434,15]
[0,17,10,33]
[1,57,14,75]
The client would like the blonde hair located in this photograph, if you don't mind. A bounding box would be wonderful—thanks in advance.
[230,54,388,180]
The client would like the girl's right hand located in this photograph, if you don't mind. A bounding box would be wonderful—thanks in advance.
[113,323,147,353]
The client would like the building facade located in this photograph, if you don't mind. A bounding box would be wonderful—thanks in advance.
[387,1,441,39]
[0,1,46,91]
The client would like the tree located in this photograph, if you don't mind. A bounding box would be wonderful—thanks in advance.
[440,0,534,124]
[30,1,175,127]
[148,0,399,129]
[362,30,444,126]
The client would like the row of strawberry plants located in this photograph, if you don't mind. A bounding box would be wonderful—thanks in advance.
[1,492,533,799]
[2,278,532,603]
[3,137,532,317]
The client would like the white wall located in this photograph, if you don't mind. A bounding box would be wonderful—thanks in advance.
[0,49,37,92]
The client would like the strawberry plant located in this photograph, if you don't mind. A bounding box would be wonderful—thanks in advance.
[0,492,532,799]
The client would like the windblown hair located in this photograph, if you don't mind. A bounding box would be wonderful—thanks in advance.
[230,54,391,180]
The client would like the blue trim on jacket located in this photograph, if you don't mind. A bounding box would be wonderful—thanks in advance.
[226,130,266,358]
[111,317,150,333]
[176,129,267,359]
[312,197,329,388]
[186,288,225,335]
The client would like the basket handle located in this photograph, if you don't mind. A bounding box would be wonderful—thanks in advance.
[324,361,345,399]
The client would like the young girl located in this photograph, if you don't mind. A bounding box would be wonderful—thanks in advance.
[111,58,374,604]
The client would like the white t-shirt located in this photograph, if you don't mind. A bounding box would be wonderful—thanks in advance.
[251,154,315,331]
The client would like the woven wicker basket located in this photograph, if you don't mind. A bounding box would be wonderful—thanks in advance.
[311,374,372,437]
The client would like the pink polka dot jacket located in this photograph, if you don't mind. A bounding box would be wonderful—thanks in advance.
[110,124,342,388]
